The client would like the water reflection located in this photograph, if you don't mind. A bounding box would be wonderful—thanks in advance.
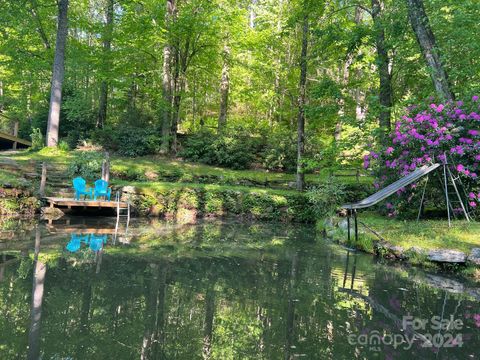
[66,234,108,253]
[0,218,478,359]
[27,227,46,360]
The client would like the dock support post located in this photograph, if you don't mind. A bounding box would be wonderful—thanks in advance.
[12,121,18,150]
[342,250,350,288]
[39,162,47,197]
[350,253,357,290]
[354,210,358,243]
[347,210,351,243]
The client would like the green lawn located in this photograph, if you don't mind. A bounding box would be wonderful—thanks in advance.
[0,168,30,188]
[355,212,480,254]
[3,148,372,188]
[124,179,303,197]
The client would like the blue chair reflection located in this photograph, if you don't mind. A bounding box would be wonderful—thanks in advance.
[66,234,90,253]
[65,233,108,253]
[89,234,107,252]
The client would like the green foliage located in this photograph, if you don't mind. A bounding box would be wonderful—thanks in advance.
[130,182,316,223]
[60,89,97,147]
[305,179,346,218]
[58,140,70,152]
[180,130,258,170]
[262,128,297,172]
[30,128,44,151]
[93,125,162,157]
[66,151,103,181]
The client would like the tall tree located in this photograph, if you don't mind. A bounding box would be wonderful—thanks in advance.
[45,0,69,147]
[371,0,393,135]
[249,0,258,29]
[406,0,453,101]
[97,0,115,128]
[218,42,230,132]
[29,0,51,50]
[296,6,309,191]
[161,0,176,154]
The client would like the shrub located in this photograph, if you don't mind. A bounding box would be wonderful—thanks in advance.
[93,125,162,157]
[179,130,216,162]
[305,179,346,218]
[30,128,44,151]
[262,129,297,172]
[180,130,258,170]
[365,96,480,218]
[58,140,70,152]
[67,151,103,181]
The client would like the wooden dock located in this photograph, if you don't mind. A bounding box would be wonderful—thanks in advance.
[47,226,118,235]
[44,197,128,209]
[0,131,32,149]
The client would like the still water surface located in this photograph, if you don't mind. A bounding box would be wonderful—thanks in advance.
[0,217,479,359]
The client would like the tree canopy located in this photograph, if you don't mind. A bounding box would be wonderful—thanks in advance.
[0,0,479,176]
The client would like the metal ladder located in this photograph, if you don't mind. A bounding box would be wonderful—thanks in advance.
[114,191,130,244]
[437,156,472,226]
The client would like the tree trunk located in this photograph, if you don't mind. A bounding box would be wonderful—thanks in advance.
[97,0,114,129]
[170,33,190,155]
[46,0,69,147]
[140,264,160,360]
[170,46,181,155]
[0,80,3,114]
[249,0,258,28]
[29,0,51,50]
[371,0,393,135]
[354,7,366,123]
[218,43,230,132]
[202,285,215,360]
[161,0,176,153]
[296,13,308,192]
[27,228,46,360]
[406,0,453,101]
[334,54,354,142]
[284,253,298,360]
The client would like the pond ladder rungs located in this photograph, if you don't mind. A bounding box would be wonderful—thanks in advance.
[114,191,130,243]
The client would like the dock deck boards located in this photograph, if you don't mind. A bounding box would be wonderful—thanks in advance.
[0,131,32,148]
[45,197,128,209]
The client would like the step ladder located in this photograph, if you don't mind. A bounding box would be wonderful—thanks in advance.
[437,156,472,226]
[114,191,130,244]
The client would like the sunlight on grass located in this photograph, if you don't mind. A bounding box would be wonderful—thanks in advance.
[360,212,480,253]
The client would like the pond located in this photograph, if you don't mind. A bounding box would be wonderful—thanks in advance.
[0,217,479,359]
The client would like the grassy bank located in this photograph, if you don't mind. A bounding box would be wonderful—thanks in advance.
[121,181,316,223]
[323,212,480,277]
[0,149,372,222]
[5,148,372,188]
[326,212,480,253]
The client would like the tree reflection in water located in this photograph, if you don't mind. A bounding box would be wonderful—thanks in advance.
[0,219,477,359]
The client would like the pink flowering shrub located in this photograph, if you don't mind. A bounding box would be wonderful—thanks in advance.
[365,96,480,218]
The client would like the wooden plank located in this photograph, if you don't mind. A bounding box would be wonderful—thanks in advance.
[44,197,128,209]
[0,131,32,146]
[46,226,117,235]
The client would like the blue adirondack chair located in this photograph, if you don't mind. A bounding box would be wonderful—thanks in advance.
[94,179,112,201]
[73,177,93,200]
[89,234,107,252]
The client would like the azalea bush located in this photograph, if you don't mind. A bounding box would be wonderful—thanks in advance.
[365,96,480,218]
